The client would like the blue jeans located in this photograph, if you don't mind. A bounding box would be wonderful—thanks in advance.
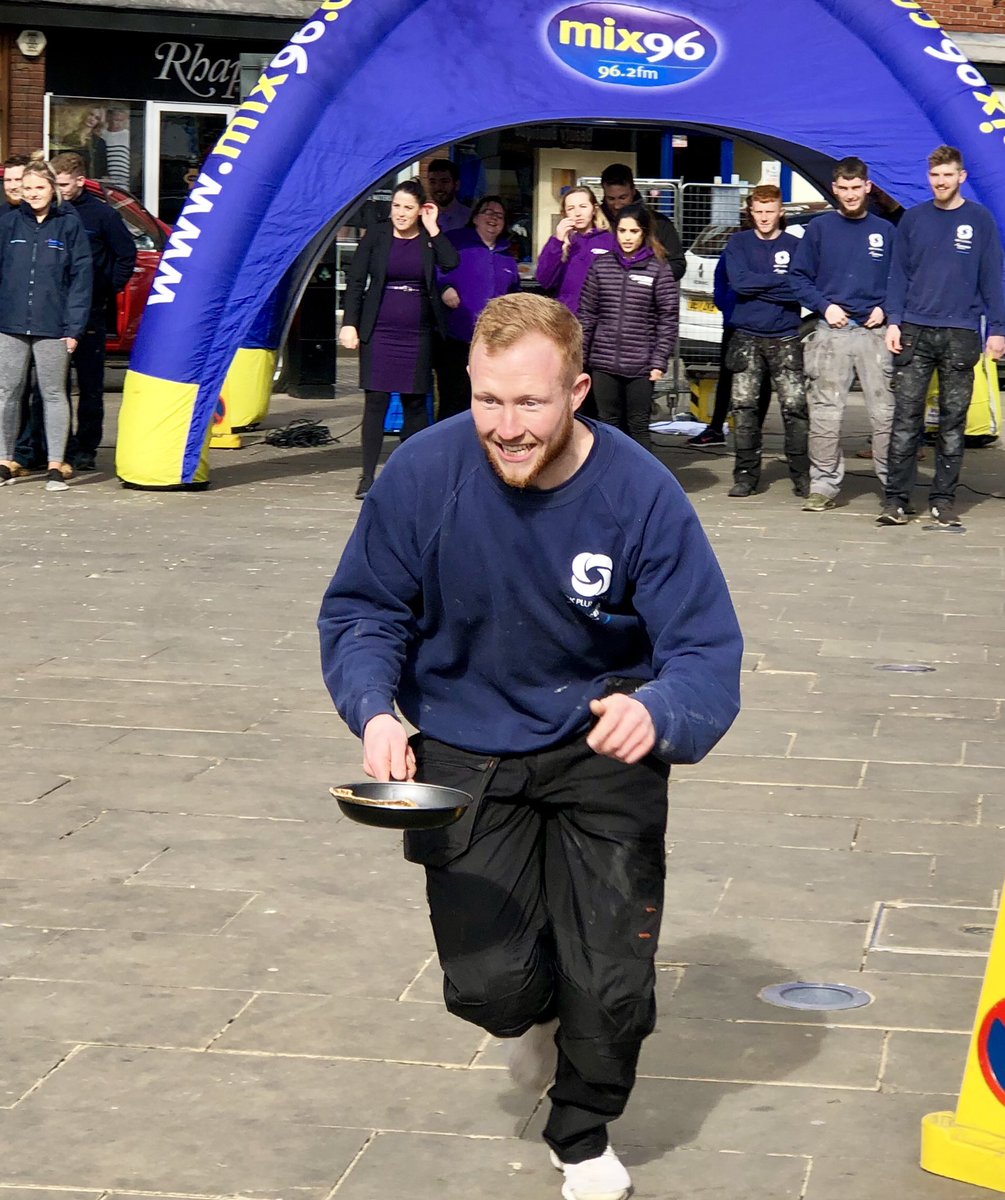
[884,323,981,508]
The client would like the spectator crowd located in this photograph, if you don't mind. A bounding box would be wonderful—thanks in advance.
[350,147,1005,529]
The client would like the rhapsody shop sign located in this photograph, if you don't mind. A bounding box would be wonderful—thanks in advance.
[46,28,282,104]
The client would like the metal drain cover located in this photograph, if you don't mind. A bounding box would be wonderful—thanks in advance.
[759,982,873,1011]
[875,663,936,673]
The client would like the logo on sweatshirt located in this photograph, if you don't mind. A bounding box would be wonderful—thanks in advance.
[571,552,613,597]
[547,3,717,88]
[773,250,790,274]
[868,232,885,260]
[956,224,974,253]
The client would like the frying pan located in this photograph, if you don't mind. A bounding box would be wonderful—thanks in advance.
[329,781,473,829]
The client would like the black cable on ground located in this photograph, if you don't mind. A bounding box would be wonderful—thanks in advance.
[263,417,362,448]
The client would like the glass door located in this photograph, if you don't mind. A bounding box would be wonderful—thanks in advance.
[144,102,234,225]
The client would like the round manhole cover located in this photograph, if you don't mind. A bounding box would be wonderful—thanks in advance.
[875,663,936,673]
[759,982,873,1011]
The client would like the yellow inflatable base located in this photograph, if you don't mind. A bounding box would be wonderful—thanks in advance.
[116,369,210,488]
[213,347,276,440]
[209,432,243,449]
[921,1111,1005,1193]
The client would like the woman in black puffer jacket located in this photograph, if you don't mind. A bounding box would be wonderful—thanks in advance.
[578,204,679,451]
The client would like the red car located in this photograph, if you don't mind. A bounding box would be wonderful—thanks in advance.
[0,169,169,355]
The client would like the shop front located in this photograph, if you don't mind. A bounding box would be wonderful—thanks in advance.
[44,27,280,223]
[0,2,307,222]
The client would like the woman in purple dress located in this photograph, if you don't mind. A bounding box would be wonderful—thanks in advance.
[340,179,459,497]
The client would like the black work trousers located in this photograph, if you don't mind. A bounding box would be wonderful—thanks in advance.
[406,733,670,1164]
[591,369,654,450]
[433,336,472,421]
[885,323,981,508]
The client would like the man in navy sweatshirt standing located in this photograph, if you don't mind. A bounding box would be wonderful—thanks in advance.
[319,293,742,1200]
[723,184,809,497]
[791,157,896,512]
[879,145,1005,527]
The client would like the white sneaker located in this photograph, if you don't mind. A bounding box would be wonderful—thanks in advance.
[549,1146,632,1200]
[507,1017,559,1092]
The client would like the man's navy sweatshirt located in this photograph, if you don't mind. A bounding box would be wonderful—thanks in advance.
[790,211,894,321]
[723,229,801,337]
[885,200,1005,335]
[318,417,742,765]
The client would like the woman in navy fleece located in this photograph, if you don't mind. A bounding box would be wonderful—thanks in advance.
[577,204,679,451]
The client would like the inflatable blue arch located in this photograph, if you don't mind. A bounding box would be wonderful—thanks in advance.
[116,0,1005,487]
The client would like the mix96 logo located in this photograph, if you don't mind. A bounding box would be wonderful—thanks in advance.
[548,2,717,88]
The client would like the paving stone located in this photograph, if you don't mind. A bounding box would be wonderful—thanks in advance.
[855,822,1002,858]
[214,992,484,1064]
[678,755,866,788]
[638,1016,884,1088]
[0,978,248,1048]
[669,808,855,850]
[15,924,433,999]
[669,781,981,822]
[0,1107,367,1192]
[0,1191,100,1200]
[658,913,869,973]
[0,1039,71,1106]
[0,879,254,934]
[803,1154,1003,1199]
[882,1030,969,1096]
[863,761,1005,794]
[3,392,1005,1199]
[0,773,72,804]
[23,1044,539,1138]
[664,960,981,1033]
[668,841,934,923]
[862,951,988,978]
[0,927,66,972]
[330,1132,810,1200]
[601,1078,967,1158]
[0,803,101,839]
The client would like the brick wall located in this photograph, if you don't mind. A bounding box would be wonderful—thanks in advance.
[925,1,1005,35]
[4,36,45,157]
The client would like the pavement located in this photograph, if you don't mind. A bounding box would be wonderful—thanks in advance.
[2,382,1005,1200]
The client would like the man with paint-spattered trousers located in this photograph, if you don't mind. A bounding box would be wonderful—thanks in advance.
[878,144,1005,528]
[722,184,810,499]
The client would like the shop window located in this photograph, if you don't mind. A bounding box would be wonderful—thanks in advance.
[49,96,145,197]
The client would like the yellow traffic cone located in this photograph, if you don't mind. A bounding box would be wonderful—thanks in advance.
[921,884,1005,1191]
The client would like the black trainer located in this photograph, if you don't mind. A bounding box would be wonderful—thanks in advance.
[728,481,754,498]
[688,426,726,446]
[930,504,962,527]
[354,476,373,500]
[876,502,908,526]
[793,476,810,499]
[73,453,96,472]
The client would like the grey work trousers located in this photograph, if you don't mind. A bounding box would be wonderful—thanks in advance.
[0,333,71,463]
[803,323,895,499]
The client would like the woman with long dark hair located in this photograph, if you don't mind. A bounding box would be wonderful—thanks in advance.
[0,161,91,492]
[578,203,679,451]
[339,179,459,497]
[435,195,520,419]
